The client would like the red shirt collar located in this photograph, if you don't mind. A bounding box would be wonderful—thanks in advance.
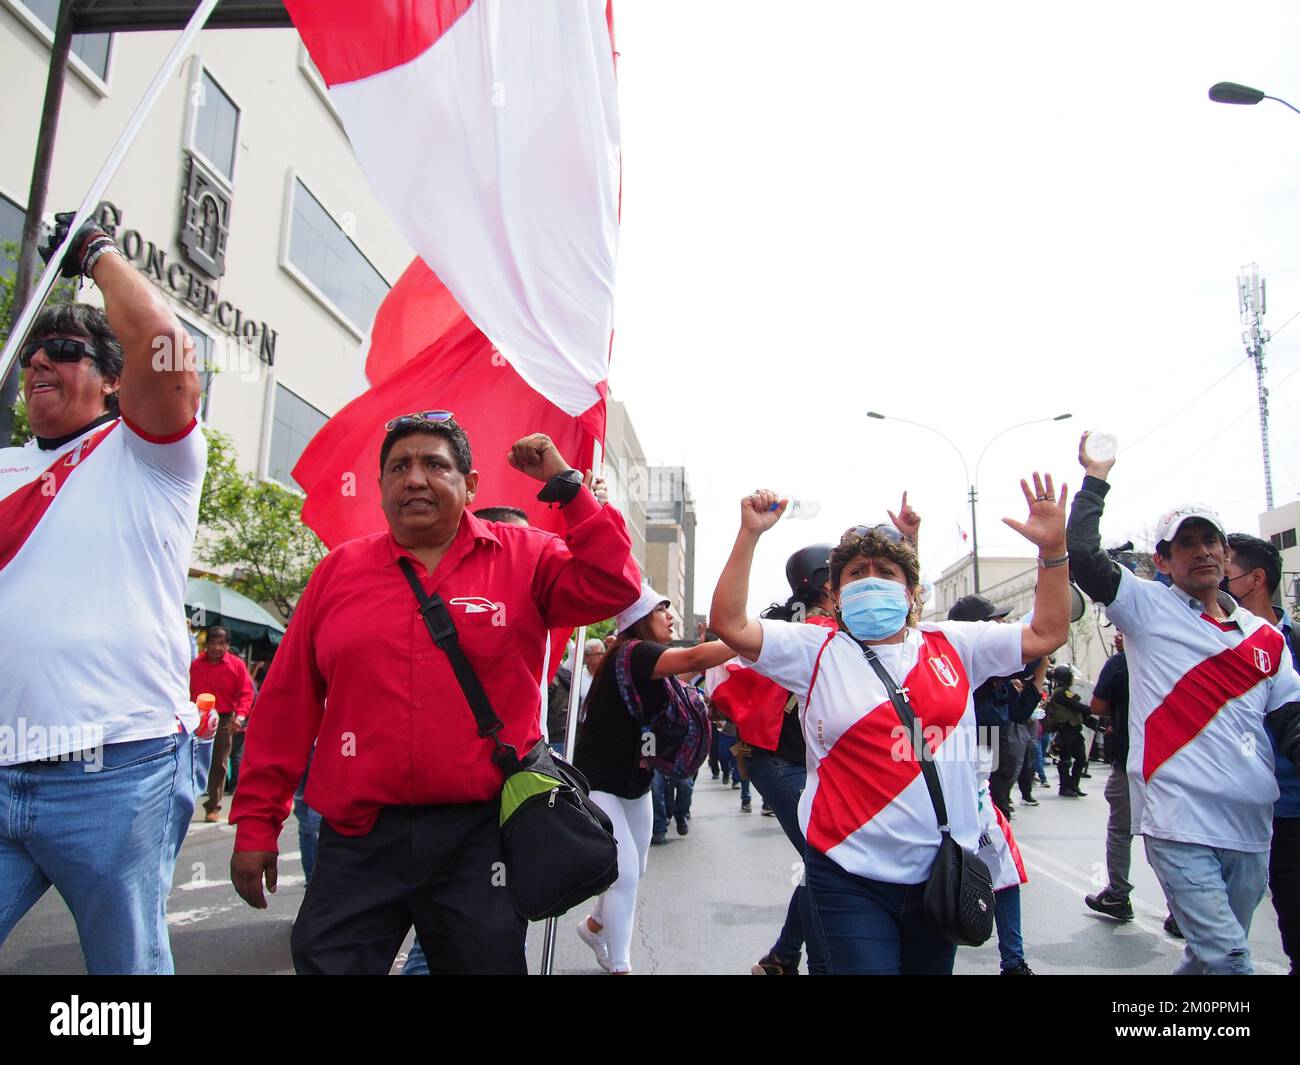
[382,510,502,572]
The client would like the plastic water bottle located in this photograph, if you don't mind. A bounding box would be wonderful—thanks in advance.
[1083,431,1117,464]
[768,496,821,520]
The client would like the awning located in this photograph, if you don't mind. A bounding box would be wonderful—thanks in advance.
[185,577,285,646]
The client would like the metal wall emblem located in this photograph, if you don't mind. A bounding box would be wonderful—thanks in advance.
[179,155,230,278]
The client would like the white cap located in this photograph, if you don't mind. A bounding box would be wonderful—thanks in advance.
[1153,503,1225,547]
[615,584,670,634]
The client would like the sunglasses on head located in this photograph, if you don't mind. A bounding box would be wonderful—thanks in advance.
[383,410,455,433]
[841,523,903,544]
[19,337,95,368]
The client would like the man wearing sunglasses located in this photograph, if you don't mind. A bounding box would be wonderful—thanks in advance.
[0,214,205,974]
[1068,435,1300,974]
[229,412,641,974]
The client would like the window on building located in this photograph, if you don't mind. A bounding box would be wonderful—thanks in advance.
[191,68,239,182]
[180,321,215,420]
[268,384,327,489]
[17,0,112,81]
[0,191,24,278]
[287,177,389,333]
[1283,529,1298,551]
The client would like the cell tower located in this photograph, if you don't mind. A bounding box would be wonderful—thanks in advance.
[1238,263,1273,510]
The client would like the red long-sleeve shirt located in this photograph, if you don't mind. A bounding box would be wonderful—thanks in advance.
[231,488,640,853]
[189,652,254,717]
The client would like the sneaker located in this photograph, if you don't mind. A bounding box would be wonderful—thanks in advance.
[577,917,613,972]
[1000,961,1035,975]
[752,950,800,975]
[1085,890,1134,922]
[203,810,221,823]
[761,805,776,817]
[732,781,740,790]
[1020,796,1040,807]
[1164,914,1184,939]
[675,818,689,836]
[651,832,668,845]
[741,800,752,813]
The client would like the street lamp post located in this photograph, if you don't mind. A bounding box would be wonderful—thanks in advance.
[866,412,1071,593]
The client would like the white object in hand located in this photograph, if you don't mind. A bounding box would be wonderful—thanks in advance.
[781,497,821,520]
[1083,431,1117,464]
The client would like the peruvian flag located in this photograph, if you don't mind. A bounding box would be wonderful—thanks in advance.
[705,660,791,751]
[284,0,620,544]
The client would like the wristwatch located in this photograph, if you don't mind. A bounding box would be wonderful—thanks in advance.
[536,468,583,505]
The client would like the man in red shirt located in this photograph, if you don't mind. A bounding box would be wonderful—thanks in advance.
[189,626,255,822]
[229,417,640,974]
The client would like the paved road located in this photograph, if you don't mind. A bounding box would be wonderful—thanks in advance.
[0,764,1288,975]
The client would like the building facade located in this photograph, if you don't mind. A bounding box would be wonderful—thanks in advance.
[2,11,411,488]
[644,465,697,639]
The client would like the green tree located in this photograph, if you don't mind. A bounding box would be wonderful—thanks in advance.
[197,428,325,622]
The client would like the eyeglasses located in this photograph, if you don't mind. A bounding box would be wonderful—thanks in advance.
[19,337,95,368]
[841,523,903,544]
[383,410,455,433]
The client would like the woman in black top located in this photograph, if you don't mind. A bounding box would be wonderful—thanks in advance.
[573,585,734,973]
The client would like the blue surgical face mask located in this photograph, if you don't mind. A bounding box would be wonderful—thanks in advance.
[838,577,911,641]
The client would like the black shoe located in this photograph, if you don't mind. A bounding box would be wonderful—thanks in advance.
[732,781,740,790]
[1085,890,1134,922]
[1072,787,1087,797]
[651,832,667,846]
[1081,770,1092,778]
[676,818,689,836]
[1001,961,1035,975]
[741,800,752,813]
[1164,914,1183,939]
[1020,795,1039,807]
[752,950,800,975]
[1058,787,1077,797]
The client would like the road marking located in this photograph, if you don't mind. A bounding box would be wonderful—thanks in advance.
[1017,840,1287,975]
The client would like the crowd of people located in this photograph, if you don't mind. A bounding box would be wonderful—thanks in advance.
[1,218,1298,976]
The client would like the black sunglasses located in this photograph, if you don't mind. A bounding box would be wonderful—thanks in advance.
[841,523,903,544]
[19,337,95,368]
[383,409,455,433]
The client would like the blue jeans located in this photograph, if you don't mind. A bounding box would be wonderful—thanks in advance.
[651,770,695,834]
[1144,836,1268,975]
[294,751,321,883]
[1035,734,1050,781]
[747,750,819,967]
[0,732,194,974]
[403,936,429,975]
[804,847,956,974]
[994,885,1024,970]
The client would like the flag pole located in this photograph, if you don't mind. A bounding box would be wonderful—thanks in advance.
[539,436,607,975]
[0,0,221,391]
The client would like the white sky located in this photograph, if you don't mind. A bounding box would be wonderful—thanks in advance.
[605,0,1300,617]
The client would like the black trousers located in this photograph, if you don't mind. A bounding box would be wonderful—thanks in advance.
[1271,815,1300,975]
[1056,726,1086,791]
[291,802,527,975]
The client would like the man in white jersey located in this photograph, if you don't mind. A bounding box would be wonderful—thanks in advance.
[0,214,207,973]
[1067,436,1300,974]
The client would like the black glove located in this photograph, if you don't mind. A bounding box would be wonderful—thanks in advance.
[37,211,114,279]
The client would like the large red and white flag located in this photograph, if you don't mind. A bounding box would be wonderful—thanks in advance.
[284,0,620,544]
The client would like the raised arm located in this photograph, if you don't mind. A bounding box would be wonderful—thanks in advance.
[1067,432,1123,605]
[1001,472,1071,662]
[710,490,786,662]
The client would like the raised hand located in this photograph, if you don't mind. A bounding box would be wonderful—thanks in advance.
[1077,431,1115,482]
[741,489,786,535]
[508,433,569,483]
[888,490,921,545]
[1002,472,1067,554]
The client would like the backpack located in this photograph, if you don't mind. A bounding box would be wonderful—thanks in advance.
[612,640,712,778]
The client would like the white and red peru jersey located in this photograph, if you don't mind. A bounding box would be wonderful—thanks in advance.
[0,417,206,763]
[751,618,1024,884]
[1106,566,1300,852]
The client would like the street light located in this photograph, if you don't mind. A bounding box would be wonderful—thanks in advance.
[1208,81,1300,117]
[866,411,1072,593]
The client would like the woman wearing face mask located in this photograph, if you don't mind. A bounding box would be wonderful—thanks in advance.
[709,475,1070,974]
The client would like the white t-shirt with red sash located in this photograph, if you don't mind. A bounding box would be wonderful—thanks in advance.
[752,618,1024,884]
[1105,566,1300,852]
[0,416,206,763]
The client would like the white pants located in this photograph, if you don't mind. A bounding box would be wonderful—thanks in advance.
[587,790,653,972]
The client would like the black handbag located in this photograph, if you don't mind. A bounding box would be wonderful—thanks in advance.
[857,641,995,947]
[398,559,619,920]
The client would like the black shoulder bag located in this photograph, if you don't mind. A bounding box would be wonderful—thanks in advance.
[398,559,619,920]
[857,640,995,947]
